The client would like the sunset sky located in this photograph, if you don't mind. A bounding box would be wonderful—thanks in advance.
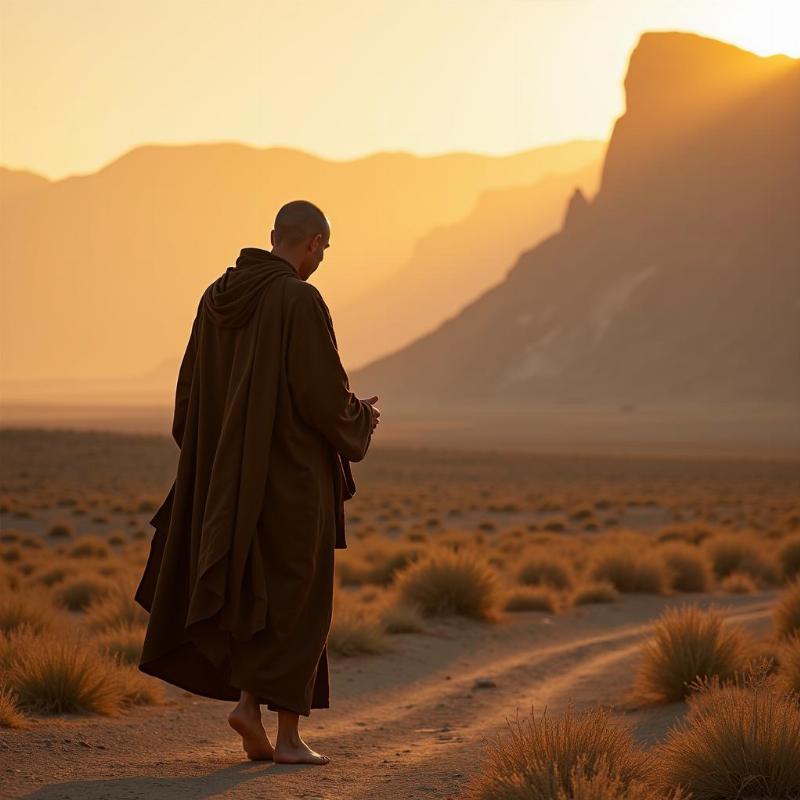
[1,0,798,181]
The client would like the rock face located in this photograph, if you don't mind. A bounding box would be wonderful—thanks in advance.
[352,32,800,407]
[563,188,590,229]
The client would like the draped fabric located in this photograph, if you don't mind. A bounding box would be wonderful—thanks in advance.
[135,248,373,715]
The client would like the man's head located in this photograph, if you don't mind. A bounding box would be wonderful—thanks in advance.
[270,200,330,280]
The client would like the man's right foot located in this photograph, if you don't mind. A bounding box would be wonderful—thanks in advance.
[227,706,274,761]
[273,738,330,765]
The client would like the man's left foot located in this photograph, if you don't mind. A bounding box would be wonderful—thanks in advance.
[228,706,274,761]
[273,738,330,765]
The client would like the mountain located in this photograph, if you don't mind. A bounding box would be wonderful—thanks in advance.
[0,167,50,205]
[0,141,602,382]
[351,32,800,410]
[337,161,603,368]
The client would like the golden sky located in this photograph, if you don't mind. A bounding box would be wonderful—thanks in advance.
[1,0,798,180]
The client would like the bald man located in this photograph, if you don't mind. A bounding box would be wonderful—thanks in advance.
[135,200,380,765]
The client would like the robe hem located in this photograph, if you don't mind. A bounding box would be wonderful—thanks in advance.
[137,659,327,717]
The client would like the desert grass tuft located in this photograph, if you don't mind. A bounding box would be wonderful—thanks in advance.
[0,685,26,728]
[516,552,575,591]
[0,585,53,635]
[47,522,74,539]
[658,543,712,593]
[653,670,800,800]
[362,544,421,586]
[329,601,391,657]
[116,664,166,707]
[589,547,667,594]
[779,533,800,579]
[774,577,800,638]
[633,604,755,703]
[465,703,649,800]
[571,581,619,605]
[557,755,687,800]
[394,546,500,621]
[68,536,111,559]
[718,571,758,594]
[94,623,145,665]
[34,563,77,588]
[2,627,123,715]
[83,581,149,632]
[54,574,114,612]
[704,533,779,586]
[776,632,800,694]
[378,600,426,634]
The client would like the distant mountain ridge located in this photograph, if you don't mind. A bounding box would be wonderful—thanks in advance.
[337,160,603,368]
[0,140,602,382]
[351,32,800,408]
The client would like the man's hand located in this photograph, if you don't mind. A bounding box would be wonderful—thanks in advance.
[363,395,381,433]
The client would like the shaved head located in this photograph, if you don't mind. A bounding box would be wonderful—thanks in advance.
[273,200,329,248]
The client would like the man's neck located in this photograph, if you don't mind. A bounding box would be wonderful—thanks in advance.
[270,248,301,275]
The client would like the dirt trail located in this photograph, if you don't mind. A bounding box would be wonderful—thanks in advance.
[1,592,777,800]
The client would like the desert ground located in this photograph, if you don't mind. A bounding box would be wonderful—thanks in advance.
[1,428,799,799]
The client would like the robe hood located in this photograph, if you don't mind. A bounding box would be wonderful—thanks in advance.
[201,247,299,328]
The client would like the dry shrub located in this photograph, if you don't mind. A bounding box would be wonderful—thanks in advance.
[116,664,166,707]
[589,547,667,594]
[633,604,755,703]
[395,546,500,621]
[2,626,122,715]
[571,581,619,606]
[503,586,560,614]
[558,755,687,800]
[94,623,145,665]
[378,600,426,634]
[704,533,779,586]
[517,551,575,591]
[54,574,114,612]
[465,704,649,800]
[718,571,758,594]
[1,545,22,563]
[774,578,800,638]
[68,536,111,559]
[0,563,20,591]
[83,581,149,632]
[34,563,77,588]
[656,523,714,546]
[778,533,800,580]
[777,632,800,694]
[362,544,421,586]
[335,555,369,587]
[47,522,73,539]
[0,585,53,635]
[653,670,800,800]
[0,685,26,728]
[328,598,391,657]
[658,543,712,593]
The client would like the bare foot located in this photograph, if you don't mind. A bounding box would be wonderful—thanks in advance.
[273,737,330,765]
[227,706,274,761]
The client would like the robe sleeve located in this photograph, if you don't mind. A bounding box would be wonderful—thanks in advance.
[171,310,199,449]
[286,284,374,462]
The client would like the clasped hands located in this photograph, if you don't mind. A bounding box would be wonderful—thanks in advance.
[363,395,381,432]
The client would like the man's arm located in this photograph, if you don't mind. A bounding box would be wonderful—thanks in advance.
[171,311,200,449]
[286,284,375,462]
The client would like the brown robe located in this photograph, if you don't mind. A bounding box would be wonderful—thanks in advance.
[134,247,374,716]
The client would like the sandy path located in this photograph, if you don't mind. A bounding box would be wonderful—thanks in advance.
[1,592,777,800]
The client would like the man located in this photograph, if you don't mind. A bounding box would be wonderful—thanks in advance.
[134,200,380,766]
